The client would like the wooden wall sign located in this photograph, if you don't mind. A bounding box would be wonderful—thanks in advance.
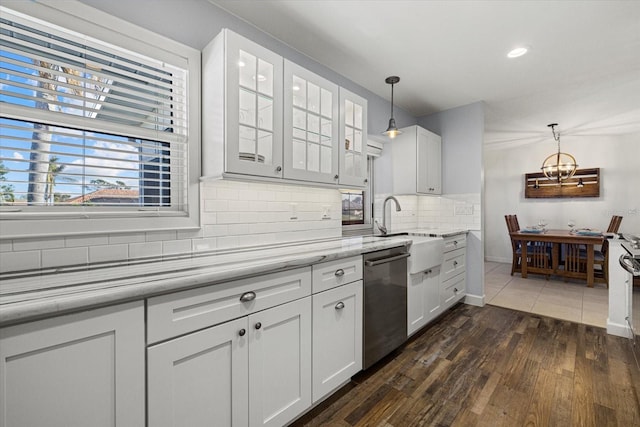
[525,168,600,198]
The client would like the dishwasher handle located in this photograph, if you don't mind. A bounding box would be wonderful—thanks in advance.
[365,252,410,267]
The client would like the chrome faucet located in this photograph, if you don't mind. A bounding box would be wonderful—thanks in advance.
[376,196,402,235]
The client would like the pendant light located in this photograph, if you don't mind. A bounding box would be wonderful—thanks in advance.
[382,76,402,139]
[541,123,577,183]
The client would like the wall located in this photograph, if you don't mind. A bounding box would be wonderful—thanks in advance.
[418,102,484,195]
[79,0,416,136]
[1,181,342,273]
[418,102,485,304]
[484,132,640,263]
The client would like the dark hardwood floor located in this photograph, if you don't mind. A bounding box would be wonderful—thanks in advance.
[292,304,640,427]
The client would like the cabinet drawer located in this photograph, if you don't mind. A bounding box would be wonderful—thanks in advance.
[443,234,466,252]
[441,248,466,282]
[147,267,311,343]
[312,255,362,293]
[441,275,466,307]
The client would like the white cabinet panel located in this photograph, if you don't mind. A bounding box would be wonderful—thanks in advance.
[408,267,441,336]
[203,28,284,179]
[0,301,144,427]
[284,60,339,184]
[339,88,368,187]
[312,280,363,402]
[249,297,312,427]
[389,125,442,195]
[148,317,249,427]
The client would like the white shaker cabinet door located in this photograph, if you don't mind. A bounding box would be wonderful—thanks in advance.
[249,296,312,427]
[284,60,339,184]
[312,280,363,402]
[408,267,441,336]
[147,317,249,427]
[0,301,145,427]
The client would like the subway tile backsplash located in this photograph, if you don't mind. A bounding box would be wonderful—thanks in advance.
[1,180,342,273]
[1,180,480,273]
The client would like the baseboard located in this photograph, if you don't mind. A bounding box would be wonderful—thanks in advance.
[464,293,485,307]
[607,319,632,338]
[485,256,511,263]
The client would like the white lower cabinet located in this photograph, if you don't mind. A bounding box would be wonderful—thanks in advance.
[147,297,312,427]
[312,280,363,402]
[407,267,441,336]
[147,317,250,427]
[0,301,145,427]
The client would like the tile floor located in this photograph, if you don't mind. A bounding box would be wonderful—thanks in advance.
[485,261,609,327]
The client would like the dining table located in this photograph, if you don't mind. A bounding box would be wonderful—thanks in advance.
[509,229,606,287]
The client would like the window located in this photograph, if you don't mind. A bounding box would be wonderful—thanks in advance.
[0,2,200,238]
[341,156,373,229]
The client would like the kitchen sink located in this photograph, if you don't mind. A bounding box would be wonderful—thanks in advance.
[407,235,444,274]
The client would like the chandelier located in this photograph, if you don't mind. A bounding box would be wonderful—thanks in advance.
[541,123,577,182]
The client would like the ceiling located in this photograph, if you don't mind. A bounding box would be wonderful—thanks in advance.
[211,0,640,147]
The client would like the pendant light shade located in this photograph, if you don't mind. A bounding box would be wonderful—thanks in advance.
[382,76,402,139]
[541,123,578,182]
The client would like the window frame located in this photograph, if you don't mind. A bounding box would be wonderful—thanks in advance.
[341,156,373,232]
[0,1,201,239]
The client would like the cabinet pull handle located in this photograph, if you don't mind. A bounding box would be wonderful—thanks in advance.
[334,268,345,277]
[425,269,432,274]
[238,328,246,337]
[255,322,262,330]
[453,240,458,246]
[334,174,339,180]
[335,302,345,310]
[240,291,256,303]
[275,165,282,172]
[453,261,458,266]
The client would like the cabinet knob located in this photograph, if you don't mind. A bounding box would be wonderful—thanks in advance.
[238,328,246,337]
[334,174,339,180]
[364,179,368,183]
[454,288,459,293]
[240,291,256,303]
[275,165,282,173]
[255,322,262,330]
[335,302,345,310]
[453,240,458,246]
[334,268,345,277]
[453,260,458,266]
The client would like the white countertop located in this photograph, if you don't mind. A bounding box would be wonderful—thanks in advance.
[0,235,411,326]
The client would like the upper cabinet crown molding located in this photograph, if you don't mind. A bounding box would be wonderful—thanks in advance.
[202,29,368,188]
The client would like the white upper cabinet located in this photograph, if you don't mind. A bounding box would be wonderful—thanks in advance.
[339,88,368,187]
[203,29,284,178]
[390,125,442,195]
[204,29,368,188]
[284,60,339,184]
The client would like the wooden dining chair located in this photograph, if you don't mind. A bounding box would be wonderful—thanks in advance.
[505,215,521,275]
[505,214,551,277]
[607,215,623,233]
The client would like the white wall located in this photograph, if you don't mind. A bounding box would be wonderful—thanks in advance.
[484,132,640,263]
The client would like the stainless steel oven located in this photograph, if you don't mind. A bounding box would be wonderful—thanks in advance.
[362,247,409,369]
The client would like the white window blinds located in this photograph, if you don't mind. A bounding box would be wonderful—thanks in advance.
[0,7,188,210]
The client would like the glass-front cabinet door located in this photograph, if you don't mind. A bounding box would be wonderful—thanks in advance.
[283,60,339,184]
[225,31,284,178]
[339,88,368,187]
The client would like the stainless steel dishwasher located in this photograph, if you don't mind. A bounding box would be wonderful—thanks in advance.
[363,246,410,369]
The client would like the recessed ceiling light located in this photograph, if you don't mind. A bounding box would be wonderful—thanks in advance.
[507,47,528,58]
